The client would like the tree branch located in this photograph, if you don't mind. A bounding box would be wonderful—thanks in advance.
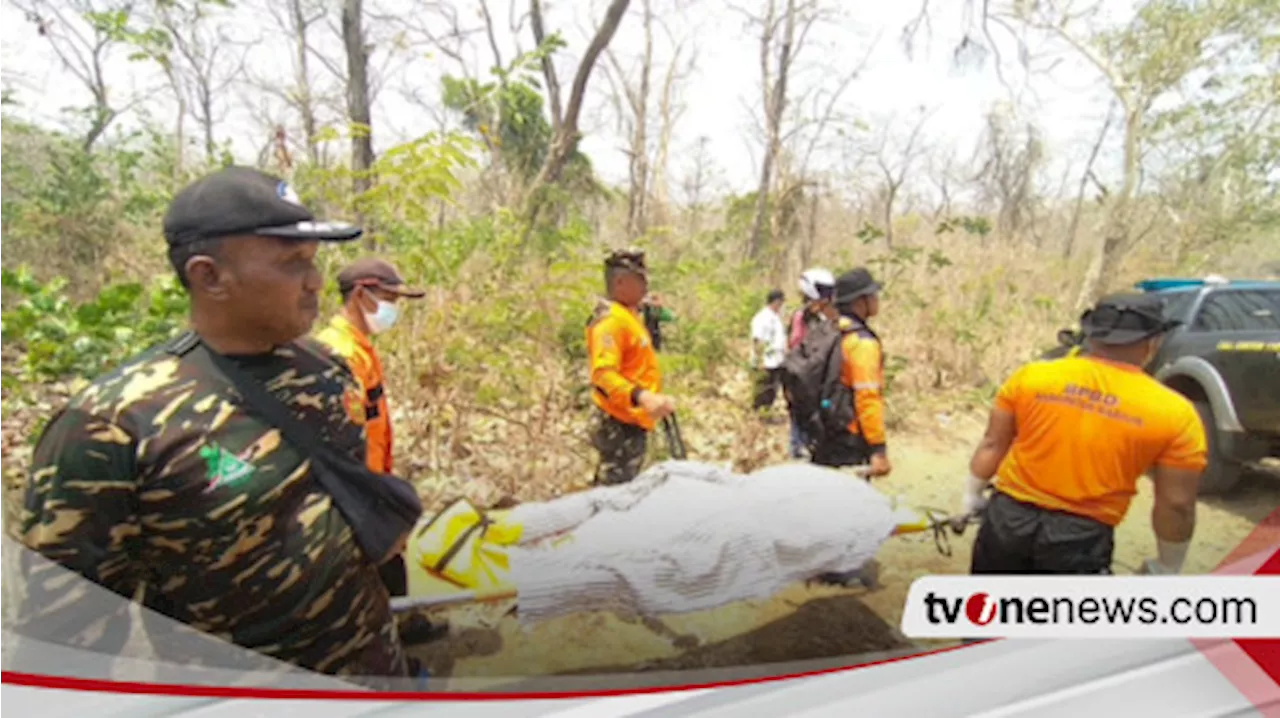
[529,0,564,134]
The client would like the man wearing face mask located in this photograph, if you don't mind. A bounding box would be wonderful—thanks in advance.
[958,293,1207,576]
[314,258,434,628]
[317,258,425,476]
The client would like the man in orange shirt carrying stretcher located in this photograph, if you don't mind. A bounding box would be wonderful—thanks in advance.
[959,293,1208,575]
[586,249,678,485]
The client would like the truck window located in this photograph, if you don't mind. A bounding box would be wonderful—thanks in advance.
[1158,292,1197,323]
[1191,290,1280,332]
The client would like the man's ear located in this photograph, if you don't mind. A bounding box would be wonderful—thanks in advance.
[184,255,230,301]
[353,286,377,311]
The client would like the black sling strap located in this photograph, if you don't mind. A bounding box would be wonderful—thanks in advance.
[661,413,687,460]
[167,332,423,565]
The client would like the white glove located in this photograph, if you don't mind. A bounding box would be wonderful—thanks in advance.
[1139,559,1173,575]
[1142,539,1190,575]
[960,474,990,517]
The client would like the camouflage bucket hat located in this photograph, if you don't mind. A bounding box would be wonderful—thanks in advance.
[604,247,648,277]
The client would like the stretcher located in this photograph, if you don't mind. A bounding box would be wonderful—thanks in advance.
[389,466,980,617]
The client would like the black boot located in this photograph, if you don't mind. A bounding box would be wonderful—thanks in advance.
[399,613,450,645]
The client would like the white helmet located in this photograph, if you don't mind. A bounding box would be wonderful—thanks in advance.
[799,267,836,301]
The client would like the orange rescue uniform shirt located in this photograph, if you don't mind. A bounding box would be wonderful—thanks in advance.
[838,318,887,452]
[993,356,1208,527]
[587,300,662,431]
[315,314,394,474]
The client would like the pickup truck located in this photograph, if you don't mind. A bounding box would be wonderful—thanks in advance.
[1045,277,1280,494]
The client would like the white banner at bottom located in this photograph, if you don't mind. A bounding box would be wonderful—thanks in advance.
[899,576,1280,639]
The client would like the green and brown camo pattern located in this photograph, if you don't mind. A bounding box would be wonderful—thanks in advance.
[590,411,647,486]
[15,334,409,680]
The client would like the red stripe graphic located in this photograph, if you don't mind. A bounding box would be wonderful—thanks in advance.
[1,643,975,701]
[1194,500,1280,716]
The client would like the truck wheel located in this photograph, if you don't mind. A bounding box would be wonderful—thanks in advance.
[1194,400,1243,495]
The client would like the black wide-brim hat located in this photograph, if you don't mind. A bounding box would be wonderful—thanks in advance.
[1080,293,1181,345]
[834,268,881,304]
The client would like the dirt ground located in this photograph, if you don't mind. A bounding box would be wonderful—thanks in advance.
[406,414,1280,680]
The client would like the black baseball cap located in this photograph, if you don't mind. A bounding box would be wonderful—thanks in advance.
[163,166,363,246]
[1080,293,1180,345]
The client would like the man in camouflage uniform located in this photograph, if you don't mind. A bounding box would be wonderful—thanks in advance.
[585,249,677,485]
[15,166,413,683]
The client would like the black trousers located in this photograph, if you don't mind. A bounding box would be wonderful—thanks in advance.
[810,433,872,469]
[379,554,408,597]
[970,492,1115,575]
[753,367,784,411]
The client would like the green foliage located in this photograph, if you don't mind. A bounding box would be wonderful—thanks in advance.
[936,216,993,237]
[656,256,764,386]
[1141,0,1280,248]
[441,35,567,182]
[1,267,189,386]
[856,222,886,244]
[439,34,606,240]
[357,131,477,225]
[444,75,552,181]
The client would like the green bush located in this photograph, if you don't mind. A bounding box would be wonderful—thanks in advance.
[1,266,189,387]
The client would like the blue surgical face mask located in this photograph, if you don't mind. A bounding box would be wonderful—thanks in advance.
[363,298,401,334]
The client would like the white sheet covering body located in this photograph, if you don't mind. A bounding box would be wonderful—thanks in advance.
[504,461,910,625]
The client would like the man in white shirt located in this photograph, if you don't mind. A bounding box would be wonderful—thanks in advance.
[751,288,788,413]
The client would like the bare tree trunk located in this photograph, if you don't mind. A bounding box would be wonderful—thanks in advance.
[1074,107,1140,310]
[1065,106,1114,260]
[201,84,216,163]
[800,182,819,270]
[343,0,376,244]
[621,0,653,239]
[882,184,897,248]
[685,135,711,236]
[748,0,797,260]
[165,67,188,173]
[530,0,563,135]
[522,0,631,230]
[933,176,951,220]
[290,0,321,166]
[651,42,690,230]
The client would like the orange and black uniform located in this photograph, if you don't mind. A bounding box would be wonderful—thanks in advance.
[972,355,1208,574]
[314,314,406,596]
[586,299,662,484]
[315,314,394,474]
[812,315,887,468]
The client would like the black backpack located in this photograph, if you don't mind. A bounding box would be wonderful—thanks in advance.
[780,319,857,452]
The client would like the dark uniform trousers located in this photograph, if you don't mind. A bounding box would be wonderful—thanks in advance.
[591,410,648,486]
[810,433,876,587]
[753,367,784,411]
[379,555,408,597]
[810,432,873,470]
[970,492,1115,575]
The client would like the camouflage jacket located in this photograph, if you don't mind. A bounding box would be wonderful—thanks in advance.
[16,333,408,679]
